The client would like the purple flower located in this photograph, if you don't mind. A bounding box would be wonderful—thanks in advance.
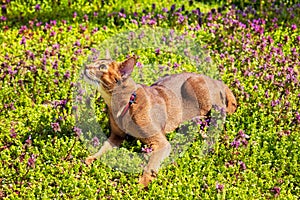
[136,62,143,68]
[8,66,17,75]
[271,187,280,197]
[64,70,71,79]
[67,26,72,31]
[0,16,7,21]
[29,65,37,73]
[75,49,82,55]
[291,24,297,31]
[20,36,26,45]
[52,61,58,69]
[26,135,32,145]
[142,147,153,153]
[50,31,56,37]
[265,90,269,98]
[155,48,160,55]
[54,71,60,77]
[73,126,82,137]
[93,12,98,17]
[2,4,7,14]
[74,40,81,47]
[216,183,224,192]
[295,112,300,124]
[83,14,89,21]
[177,14,185,23]
[50,20,57,26]
[162,7,168,12]
[51,122,61,132]
[131,19,138,25]
[52,43,60,50]
[73,12,77,18]
[79,24,87,32]
[148,19,156,26]
[238,161,246,170]
[72,105,78,111]
[119,12,126,18]
[152,3,156,10]
[10,128,17,138]
[91,27,98,34]
[173,62,180,69]
[92,137,100,147]
[241,139,248,147]
[238,130,249,139]
[170,4,176,12]
[157,14,164,20]
[28,154,36,168]
[231,139,240,149]
[35,4,41,11]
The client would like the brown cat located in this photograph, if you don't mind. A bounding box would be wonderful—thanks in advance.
[83,56,237,187]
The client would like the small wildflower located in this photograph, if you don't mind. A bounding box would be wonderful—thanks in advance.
[64,70,71,79]
[1,4,7,14]
[20,36,26,45]
[50,31,56,37]
[26,135,32,145]
[92,27,98,34]
[50,20,57,26]
[291,24,297,31]
[170,4,176,12]
[271,187,281,197]
[10,128,17,138]
[155,48,160,55]
[142,147,153,153]
[238,161,246,170]
[241,139,248,147]
[73,126,82,137]
[35,4,41,11]
[162,7,168,12]
[173,62,180,69]
[92,137,99,147]
[83,14,88,21]
[231,139,240,149]
[136,62,143,68]
[238,130,249,139]
[51,122,61,132]
[216,183,224,192]
[0,16,7,21]
[27,154,36,168]
[119,12,126,18]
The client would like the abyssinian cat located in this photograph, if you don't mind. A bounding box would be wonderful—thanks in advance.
[83,55,237,187]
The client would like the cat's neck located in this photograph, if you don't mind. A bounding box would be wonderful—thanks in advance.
[113,77,137,97]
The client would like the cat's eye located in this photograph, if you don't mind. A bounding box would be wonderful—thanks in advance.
[98,64,107,70]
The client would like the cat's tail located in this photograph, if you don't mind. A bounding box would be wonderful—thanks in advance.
[224,85,237,114]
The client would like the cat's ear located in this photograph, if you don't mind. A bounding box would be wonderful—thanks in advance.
[119,56,136,79]
[105,49,111,60]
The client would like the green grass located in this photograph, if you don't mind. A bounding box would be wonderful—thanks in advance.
[0,0,299,199]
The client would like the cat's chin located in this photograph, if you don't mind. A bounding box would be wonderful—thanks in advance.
[83,73,99,88]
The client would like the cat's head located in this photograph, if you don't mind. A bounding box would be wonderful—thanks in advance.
[83,56,136,93]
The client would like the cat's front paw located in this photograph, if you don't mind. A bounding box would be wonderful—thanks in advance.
[138,171,157,188]
[85,156,96,165]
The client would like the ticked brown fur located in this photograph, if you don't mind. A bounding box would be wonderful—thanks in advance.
[84,56,237,187]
